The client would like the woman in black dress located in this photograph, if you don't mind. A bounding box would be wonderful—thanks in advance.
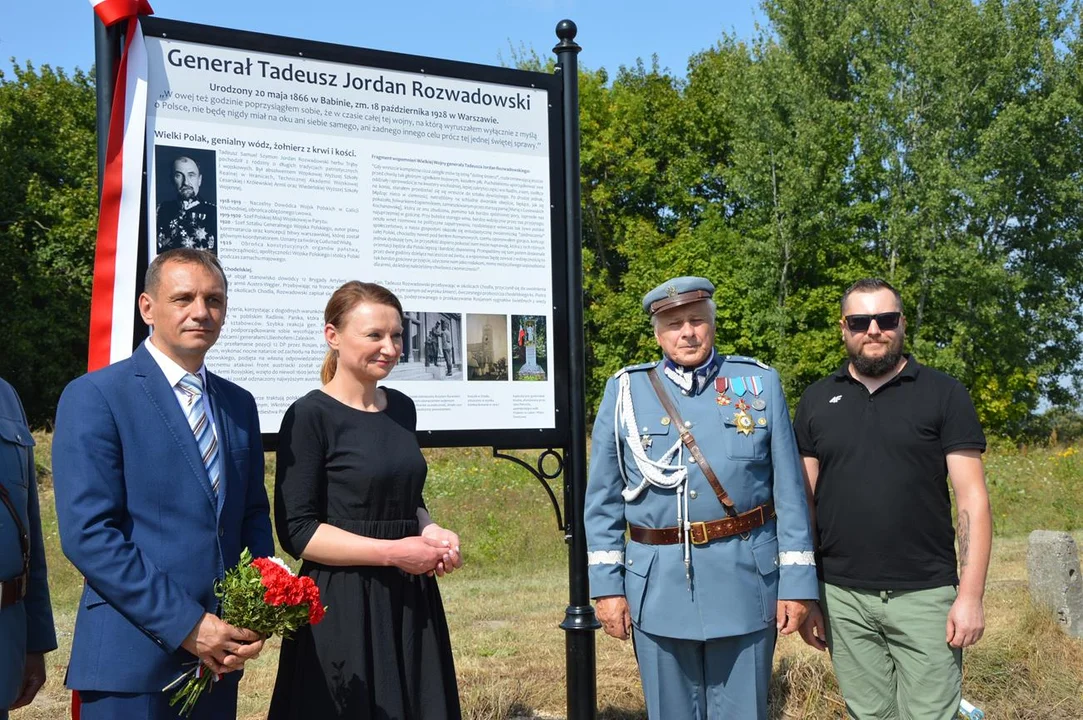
[268,282,463,719]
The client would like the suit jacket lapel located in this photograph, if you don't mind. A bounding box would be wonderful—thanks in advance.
[132,345,218,510]
[206,373,231,517]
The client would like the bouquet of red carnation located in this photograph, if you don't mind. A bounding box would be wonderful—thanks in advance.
[166,548,326,717]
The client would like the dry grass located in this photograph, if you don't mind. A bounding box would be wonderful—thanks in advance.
[15,440,1083,719]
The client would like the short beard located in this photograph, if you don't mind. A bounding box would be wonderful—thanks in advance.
[849,336,904,377]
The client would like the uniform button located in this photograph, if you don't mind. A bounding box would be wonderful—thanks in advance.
[681,389,688,395]
[683,421,692,428]
[627,559,634,567]
[641,426,649,433]
[689,490,698,499]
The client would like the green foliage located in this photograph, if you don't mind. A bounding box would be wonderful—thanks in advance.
[0,61,97,426]
[565,0,1083,435]
[983,444,1081,534]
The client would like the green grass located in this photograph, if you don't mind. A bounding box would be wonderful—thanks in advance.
[985,445,1082,535]
[21,435,1083,719]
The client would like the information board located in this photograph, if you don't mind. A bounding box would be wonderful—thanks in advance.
[139,18,568,447]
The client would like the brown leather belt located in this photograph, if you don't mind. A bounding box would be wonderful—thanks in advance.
[0,573,27,609]
[629,503,775,546]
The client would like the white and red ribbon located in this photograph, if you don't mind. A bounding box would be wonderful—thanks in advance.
[77,10,154,720]
[87,0,154,371]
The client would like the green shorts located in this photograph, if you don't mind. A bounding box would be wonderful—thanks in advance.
[822,582,962,720]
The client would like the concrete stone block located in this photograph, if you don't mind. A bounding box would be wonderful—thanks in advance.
[1027,530,1083,638]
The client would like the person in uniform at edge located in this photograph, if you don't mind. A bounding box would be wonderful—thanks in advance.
[794,278,991,720]
[53,249,273,720]
[157,156,218,253]
[0,378,57,719]
[439,320,454,377]
[585,276,819,719]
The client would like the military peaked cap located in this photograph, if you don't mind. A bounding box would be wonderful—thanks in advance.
[642,276,715,315]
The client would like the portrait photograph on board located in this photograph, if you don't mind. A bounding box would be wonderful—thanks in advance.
[388,312,463,381]
[153,144,219,255]
[466,314,509,381]
[512,314,548,381]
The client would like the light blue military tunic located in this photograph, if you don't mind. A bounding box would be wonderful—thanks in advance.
[0,379,56,719]
[585,352,817,716]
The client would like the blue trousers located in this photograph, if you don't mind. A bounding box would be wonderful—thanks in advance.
[633,626,775,720]
[78,680,239,720]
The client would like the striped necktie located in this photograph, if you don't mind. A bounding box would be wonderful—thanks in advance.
[178,373,220,497]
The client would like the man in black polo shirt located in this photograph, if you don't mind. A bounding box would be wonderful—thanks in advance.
[793,278,991,720]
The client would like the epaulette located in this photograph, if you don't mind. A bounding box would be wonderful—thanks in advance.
[723,355,772,370]
[613,361,656,378]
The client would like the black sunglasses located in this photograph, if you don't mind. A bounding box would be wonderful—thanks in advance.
[844,312,902,333]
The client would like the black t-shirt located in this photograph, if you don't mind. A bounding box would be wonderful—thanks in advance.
[793,356,986,590]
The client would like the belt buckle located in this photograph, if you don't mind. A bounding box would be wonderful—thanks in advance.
[689,521,709,545]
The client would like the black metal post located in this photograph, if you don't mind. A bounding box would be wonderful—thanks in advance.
[554,19,598,720]
[94,14,122,191]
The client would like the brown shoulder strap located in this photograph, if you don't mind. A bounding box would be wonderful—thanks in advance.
[647,368,738,517]
[0,481,30,575]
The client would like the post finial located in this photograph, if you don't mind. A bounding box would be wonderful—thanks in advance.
[555,19,577,41]
[554,19,581,54]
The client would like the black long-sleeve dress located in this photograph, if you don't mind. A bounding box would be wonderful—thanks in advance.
[267,388,461,720]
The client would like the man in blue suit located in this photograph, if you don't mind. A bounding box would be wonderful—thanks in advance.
[53,248,274,719]
[585,276,819,719]
[0,378,57,720]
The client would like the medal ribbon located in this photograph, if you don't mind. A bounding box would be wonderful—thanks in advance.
[86,0,154,371]
[748,376,763,396]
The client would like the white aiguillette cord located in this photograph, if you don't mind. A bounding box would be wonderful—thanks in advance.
[614,372,694,582]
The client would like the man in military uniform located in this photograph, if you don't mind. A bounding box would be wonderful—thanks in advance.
[0,377,57,719]
[156,155,218,253]
[439,320,454,377]
[585,276,818,719]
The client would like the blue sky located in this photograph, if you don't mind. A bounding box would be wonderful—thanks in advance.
[1,1,764,78]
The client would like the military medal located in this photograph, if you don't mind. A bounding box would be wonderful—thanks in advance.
[730,377,748,397]
[640,434,653,448]
[734,398,751,412]
[660,416,671,426]
[714,377,732,406]
[747,377,765,411]
[757,417,767,426]
[733,410,755,436]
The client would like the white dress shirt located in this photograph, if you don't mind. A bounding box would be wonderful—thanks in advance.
[143,338,220,463]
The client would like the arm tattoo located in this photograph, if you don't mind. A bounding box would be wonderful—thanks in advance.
[958,510,970,571]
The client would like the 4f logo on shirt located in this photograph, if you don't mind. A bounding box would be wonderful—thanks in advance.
[829,395,843,404]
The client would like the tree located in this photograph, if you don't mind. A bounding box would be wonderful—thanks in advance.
[573,0,1083,436]
[0,61,98,426]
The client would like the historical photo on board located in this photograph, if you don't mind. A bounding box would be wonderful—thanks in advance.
[466,314,509,381]
[154,145,218,254]
[388,312,463,381]
[511,315,547,381]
